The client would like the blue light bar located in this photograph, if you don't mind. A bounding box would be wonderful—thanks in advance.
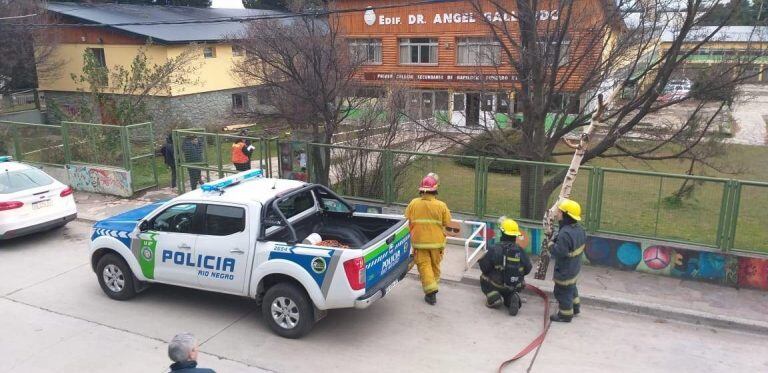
[201,169,263,192]
[0,156,13,163]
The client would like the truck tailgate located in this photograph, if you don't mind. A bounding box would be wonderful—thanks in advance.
[362,221,411,290]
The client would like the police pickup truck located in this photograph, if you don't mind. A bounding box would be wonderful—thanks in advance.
[89,170,411,338]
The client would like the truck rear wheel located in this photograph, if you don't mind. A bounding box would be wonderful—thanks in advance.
[261,283,314,339]
[96,254,137,300]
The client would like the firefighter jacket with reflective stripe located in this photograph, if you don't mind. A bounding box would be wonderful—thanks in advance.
[405,195,452,249]
[478,241,532,288]
[231,142,249,164]
[552,222,587,285]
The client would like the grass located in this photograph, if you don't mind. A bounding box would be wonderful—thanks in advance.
[377,144,768,254]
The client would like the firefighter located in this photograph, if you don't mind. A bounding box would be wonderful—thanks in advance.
[405,173,452,305]
[550,198,587,323]
[478,217,532,316]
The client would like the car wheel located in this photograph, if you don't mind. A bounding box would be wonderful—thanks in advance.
[261,283,314,339]
[96,254,137,300]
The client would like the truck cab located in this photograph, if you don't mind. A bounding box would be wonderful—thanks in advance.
[89,170,412,338]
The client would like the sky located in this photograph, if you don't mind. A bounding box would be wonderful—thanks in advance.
[211,0,245,9]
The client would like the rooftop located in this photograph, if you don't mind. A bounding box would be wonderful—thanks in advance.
[662,26,768,43]
[46,2,290,43]
[175,177,306,205]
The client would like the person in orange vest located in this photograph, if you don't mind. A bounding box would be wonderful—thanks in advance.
[405,173,452,305]
[231,138,251,171]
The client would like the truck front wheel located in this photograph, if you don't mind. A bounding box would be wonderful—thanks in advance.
[261,283,314,338]
[96,254,137,300]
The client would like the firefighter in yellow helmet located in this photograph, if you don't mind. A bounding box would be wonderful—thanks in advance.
[405,173,452,305]
[550,198,587,323]
[478,217,532,315]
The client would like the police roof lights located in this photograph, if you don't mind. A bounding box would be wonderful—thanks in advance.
[201,169,263,192]
[0,156,13,163]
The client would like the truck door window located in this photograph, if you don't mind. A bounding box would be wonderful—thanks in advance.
[151,204,198,233]
[204,204,245,236]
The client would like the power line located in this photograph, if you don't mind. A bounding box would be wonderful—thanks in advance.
[0,13,37,21]
[3,0,470,29]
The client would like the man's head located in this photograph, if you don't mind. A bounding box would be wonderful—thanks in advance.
[168,333,199,363]
[235,138,244,144]
[418,173,439,194]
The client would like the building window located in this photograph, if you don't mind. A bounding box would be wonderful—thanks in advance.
[399,38,438,65]
[349,38,382,64]
[203,46,216,58]
[457,37,500,66]
[232,93,247,112]
[550,93,579,114]
[86,48,107,86]
[256,87,273,106]
[453,93,465,111]
[538,40,570,67]
[231,45,244,57]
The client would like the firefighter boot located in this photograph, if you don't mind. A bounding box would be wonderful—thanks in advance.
[485,291,503,308]
[574,304,581,316]
[508,293,521,316]
[550,312,573,323]
[425,291,437,305]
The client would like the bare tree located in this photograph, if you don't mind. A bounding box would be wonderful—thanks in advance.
[231,1,366,185]
[0,0,61,94]
[402,0,766,220]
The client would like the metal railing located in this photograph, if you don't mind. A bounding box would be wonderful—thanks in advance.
[173,133,767,255]
[0,120,158,193]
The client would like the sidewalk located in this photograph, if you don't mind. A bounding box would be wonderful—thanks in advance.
[74,190,768,336]
[463,263,768,335]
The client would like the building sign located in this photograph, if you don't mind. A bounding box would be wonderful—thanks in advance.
[362,6,559,26]
[364,72,517,82]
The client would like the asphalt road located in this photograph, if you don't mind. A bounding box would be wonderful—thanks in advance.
[1,221,767,373]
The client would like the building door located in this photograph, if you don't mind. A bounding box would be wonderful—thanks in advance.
[421,92,434,119]
[466,93,480,127]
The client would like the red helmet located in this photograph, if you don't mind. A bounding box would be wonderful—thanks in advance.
[419,173,439,192]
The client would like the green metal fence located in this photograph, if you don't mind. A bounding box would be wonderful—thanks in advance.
[0,120,158,193]
[171,134,766,255]
[173,129,277,193]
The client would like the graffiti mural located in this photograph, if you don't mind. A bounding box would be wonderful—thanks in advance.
[66,164,132,197]
[737,257,768,290]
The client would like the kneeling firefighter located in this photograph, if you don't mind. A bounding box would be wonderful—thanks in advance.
[478,217,532,315]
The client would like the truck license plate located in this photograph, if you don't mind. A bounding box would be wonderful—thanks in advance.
[384,278,399,295]
[32,200,52,210]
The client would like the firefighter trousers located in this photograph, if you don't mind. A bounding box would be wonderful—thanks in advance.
[414,248,444,294]
[553,283,580,316]
[480,276,521,308]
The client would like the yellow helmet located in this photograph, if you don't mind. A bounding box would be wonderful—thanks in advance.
[558,198,582,221]
[499,217,521,237]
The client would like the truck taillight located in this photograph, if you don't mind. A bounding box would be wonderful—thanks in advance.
[60,186,73,197]
[343,257,366,291]
[0,201,23,211]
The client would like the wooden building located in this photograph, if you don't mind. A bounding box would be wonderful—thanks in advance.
[334,0,618,126]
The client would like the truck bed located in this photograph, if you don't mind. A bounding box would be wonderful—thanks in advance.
[266,210,403,249]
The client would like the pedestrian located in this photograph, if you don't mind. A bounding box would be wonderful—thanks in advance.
[167,333,215,373]
[160,133,176,189]
[231,138,250,171]
[478,217,532,316]
[550,198,587,323]
[404,172,452,305]
[181,135,203,190]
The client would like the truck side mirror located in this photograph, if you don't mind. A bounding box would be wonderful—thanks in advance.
[139,220,149,232]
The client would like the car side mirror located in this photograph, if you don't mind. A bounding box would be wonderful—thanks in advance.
[139,220,149,232]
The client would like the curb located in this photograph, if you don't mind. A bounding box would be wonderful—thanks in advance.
[457,274,768,336]
[75,216,99,225]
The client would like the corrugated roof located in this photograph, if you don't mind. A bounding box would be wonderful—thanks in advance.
[46,2,290,43]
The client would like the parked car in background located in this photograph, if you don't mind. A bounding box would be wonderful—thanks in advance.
[0,156,77,240]
[658,79,692,103]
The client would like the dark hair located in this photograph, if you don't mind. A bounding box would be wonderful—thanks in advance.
[501,234,517,243]
[420,191,438,196]
[235,138,244,143]
[561,212,577,226]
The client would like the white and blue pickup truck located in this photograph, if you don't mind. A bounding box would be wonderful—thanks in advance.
[89,170,411,338]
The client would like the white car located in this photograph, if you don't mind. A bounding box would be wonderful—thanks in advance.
[0,156,77,240]
[89,170,412,338]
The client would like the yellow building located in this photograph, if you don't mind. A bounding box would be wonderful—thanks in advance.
[41,2,280,129]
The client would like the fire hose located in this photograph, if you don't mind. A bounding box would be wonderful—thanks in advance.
[497,283,551,373]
